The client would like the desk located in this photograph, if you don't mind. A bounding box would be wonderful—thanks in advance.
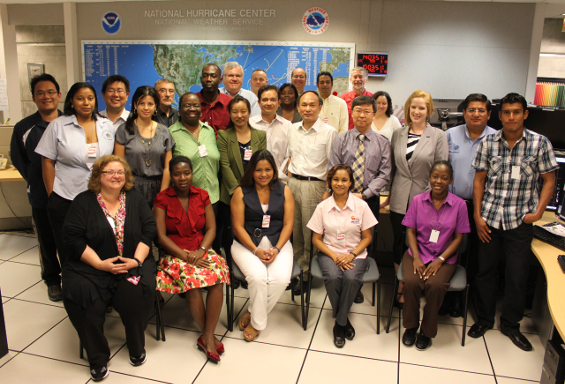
[0,166,31,230]
[0,166,24,182]
[532,211,565,341]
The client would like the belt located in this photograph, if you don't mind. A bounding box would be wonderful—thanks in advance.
[292,174,323,182]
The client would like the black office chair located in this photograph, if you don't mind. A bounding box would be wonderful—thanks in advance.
[222,245,306,332]
[386,233,469,346]
[305,228,381,334]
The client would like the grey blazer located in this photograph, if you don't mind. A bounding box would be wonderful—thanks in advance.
[389,124,448,215]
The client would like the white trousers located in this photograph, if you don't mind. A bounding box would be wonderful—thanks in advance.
[231,238,293,330]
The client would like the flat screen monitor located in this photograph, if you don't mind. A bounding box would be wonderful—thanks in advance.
[547,156,565,211]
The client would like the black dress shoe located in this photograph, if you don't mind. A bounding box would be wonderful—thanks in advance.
[402,327,417,347]
[333,323,345,348]
[47,284,63,302]
[415,331,432,351]
[344,318,355,340]
[467,321,493,338]
[90,366,109,382]
[438,302,450,317]
[449,297,462,318]
[291,278,302,296]
[232,280,240,290]
[501,328,533,351]
[354,290,364,304]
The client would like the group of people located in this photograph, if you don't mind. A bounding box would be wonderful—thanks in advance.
[10,62,558,381]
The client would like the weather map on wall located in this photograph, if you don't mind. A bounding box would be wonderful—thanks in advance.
[82,40,355,110]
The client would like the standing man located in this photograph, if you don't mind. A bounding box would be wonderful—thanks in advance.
[250,84,291,182]
[327,95,391,303]
[317,71,349,134]
[196,63,232,133]
[155,79,178,127]
[340,67,372,130]
[291,68,307,95]
[443,94,496,317]
[287,91,338,294]
[99,74,130,131]
[219,62,260,117]
[468,93,558,351]
[250,69,269,97]
[10,74,62,301]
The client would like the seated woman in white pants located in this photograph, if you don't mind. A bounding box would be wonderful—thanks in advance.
[231,149,295,341]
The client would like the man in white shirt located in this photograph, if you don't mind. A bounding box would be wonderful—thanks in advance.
[250,69,268,97]
[218,62,260,117]
[249,84,291,182]
[99,74,130,131]
[317,71,349,134]
[291,68,307,95]
[287,91,338,294]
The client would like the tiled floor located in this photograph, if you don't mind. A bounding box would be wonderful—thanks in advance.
[0,231,545,383]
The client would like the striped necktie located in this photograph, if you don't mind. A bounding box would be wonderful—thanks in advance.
[352,134,365,193]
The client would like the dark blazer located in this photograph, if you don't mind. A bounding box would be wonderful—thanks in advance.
[217,127,266,205]
[389,124,448,215]
[62,188,157,308]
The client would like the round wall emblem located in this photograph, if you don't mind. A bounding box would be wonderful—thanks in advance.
[102,11,121,35]
[302,8,329,35]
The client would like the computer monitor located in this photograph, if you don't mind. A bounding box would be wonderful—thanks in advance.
[548,156,565,211]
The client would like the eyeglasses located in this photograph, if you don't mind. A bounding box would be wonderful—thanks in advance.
[105,89,126,95]
[466,108,487,115]
[101,170,125,176]
[352,108,375,115]
[158,89,175,94]
[35,90,58,97]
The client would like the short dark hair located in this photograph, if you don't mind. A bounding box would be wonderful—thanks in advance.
[461,93,491,113]
[316,71,333,84]
[227,95,252,129]
[327,164,354,191]
[257,84,279,101]
[500,92,527,111]
[297,90,323,106]
[102,74,130,94]
[63,82,98,120]
[351,95,377,113]
[202,63,222,76]
[124,86,160,134]
[30,74,60,96]
[169,155,193,173]
[430,160,453,178]
[177,92,201,123]
[372,91,393,117]
[279,83,298,107]
[239,149,279,189]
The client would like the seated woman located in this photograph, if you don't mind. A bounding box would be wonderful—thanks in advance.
[62,155,156,382]
[401,160,470,351]
[230,150,295,342]
[154,156,230,362]
[307,164,378,348]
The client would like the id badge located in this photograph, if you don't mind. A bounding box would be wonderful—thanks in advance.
[429,229,440,243]
[198,145,208,157]
[244,149,253,161]
[337,230,346,243]
[323,117,329,124]
[87,144,97,158]
[126,275,140,285]
[511,165,521,180]
[262,215,271,228]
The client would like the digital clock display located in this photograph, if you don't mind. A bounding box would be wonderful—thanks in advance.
[357,52,388,77]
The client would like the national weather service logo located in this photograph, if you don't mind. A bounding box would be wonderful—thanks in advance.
[102,11,121,35]
[302,8,329,35]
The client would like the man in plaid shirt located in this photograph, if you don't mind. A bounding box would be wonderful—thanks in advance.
[467,93,558,351]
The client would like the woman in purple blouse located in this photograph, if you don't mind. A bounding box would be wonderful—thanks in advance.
[400,160,470,351]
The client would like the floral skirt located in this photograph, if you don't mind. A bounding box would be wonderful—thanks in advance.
[156,250,230,294]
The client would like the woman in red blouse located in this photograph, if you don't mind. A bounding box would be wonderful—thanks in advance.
[154,155,230,362]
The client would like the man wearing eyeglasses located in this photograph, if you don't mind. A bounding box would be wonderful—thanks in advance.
[155,79,178,127]
[443,93,496,317]
[10,73,63,302]
[218,62,260,117]
[99,74,130,132]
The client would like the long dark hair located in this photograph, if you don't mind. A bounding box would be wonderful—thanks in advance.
[239,149,279,189]
[327,164,354,191]
[372,91,393,117]
[124,86,160,134]
[63,82,98,120]
[226,95,252,130]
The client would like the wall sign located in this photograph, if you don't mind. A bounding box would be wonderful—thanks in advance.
[302,8,329,35]
[102,11,122,35]
[357,52,388,77]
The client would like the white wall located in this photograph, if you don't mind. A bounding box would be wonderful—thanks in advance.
[538,18,565,79]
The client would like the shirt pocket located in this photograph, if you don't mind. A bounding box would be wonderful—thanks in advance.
[307,144,326,163]
[488,156,502,180]
[520,156,537,181]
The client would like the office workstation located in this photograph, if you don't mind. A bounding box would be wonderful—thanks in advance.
[2,1,565,383]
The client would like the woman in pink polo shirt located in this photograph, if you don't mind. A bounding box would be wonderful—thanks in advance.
[307,164,378,348]
[400,160,470,351]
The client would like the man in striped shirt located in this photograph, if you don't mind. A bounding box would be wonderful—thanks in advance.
[468,93,558,351]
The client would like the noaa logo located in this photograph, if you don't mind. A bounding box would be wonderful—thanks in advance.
[102,11,121,35]
[302,8,329,35]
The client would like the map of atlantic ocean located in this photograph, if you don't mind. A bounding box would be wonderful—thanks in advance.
[83,41,355,110]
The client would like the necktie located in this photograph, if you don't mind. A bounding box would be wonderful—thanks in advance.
[352,134,365,193]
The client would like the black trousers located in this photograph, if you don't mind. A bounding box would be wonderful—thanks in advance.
[474,222,533,330]
[389,211,406,265]
[46,192,72,266]
[365,195,381,258]
[64,278,154,370]
[32,207,60,286]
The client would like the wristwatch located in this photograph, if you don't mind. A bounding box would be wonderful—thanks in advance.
[199,246,207,253]
[438,256,445,262]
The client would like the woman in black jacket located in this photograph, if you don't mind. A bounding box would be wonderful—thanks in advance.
[62,155,156,382]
